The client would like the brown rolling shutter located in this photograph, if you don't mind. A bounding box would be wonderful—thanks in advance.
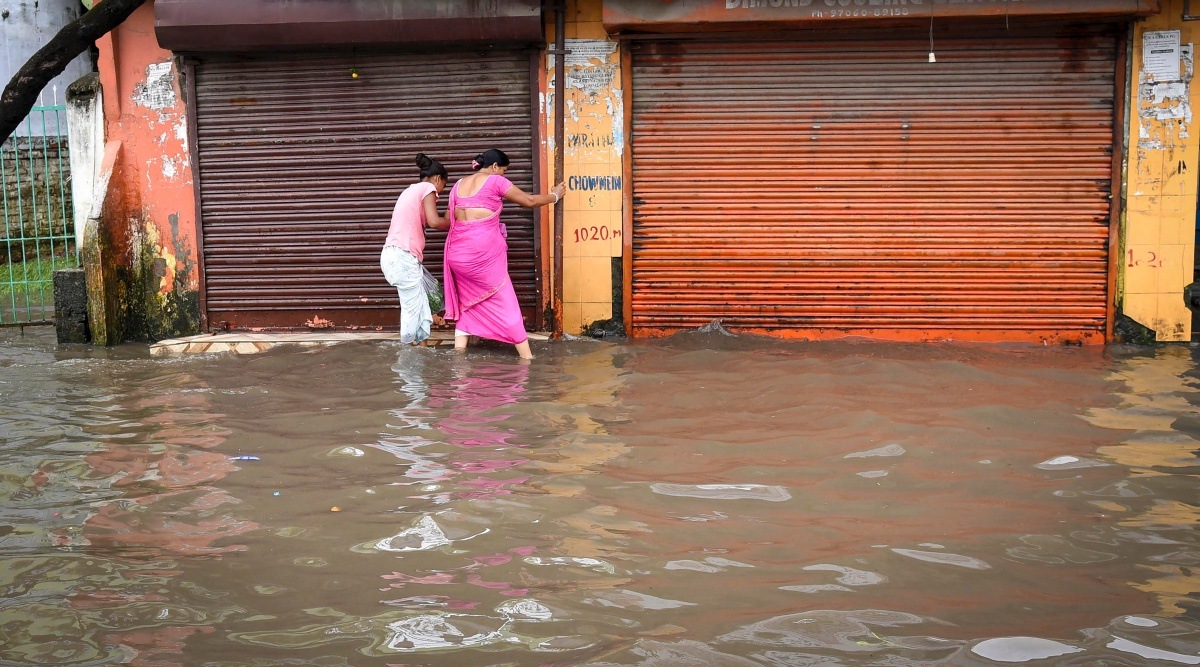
[630,26,1118,343]
[194,50,538,330]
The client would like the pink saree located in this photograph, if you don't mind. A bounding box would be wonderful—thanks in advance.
[442,175,528,345]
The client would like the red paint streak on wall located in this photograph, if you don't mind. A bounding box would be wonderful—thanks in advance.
[96,0,197,295]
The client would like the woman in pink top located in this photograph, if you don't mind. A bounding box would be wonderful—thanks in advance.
[380,154,449,343]
[444,149,566,359]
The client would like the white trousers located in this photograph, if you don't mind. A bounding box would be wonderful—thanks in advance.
[380,246,432,344]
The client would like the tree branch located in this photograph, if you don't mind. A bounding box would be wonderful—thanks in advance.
[0,0,148,143]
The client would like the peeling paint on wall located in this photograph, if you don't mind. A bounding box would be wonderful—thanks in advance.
[610,89,625,157]
[175,119,189,152]
[90,3,202,343]
[547,30,626,334]
[565,40,617,97]
[133,61,178,110]
[131,61,191,187]
[1123,1,1199,344]
[161,155,179,181]
[548,38,625,157]
[125,211,200,341]
[1138,44,1194,150]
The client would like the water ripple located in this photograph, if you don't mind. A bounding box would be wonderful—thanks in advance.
[649,483,792,502]
[891,548,992,570]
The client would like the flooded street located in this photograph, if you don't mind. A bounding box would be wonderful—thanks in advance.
[1,327,1199,666]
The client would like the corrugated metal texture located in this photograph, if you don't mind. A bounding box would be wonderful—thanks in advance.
[630,26,1118,343]
[156,0,543,52]
[604,0,1159,33]
[194,51,537,330]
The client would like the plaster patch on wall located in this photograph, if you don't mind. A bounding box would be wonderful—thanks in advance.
[161,155,178,181]
[175,120,188,153]
[1151,82,1189,106]
[133,61,177,110]
[610,91,625,157]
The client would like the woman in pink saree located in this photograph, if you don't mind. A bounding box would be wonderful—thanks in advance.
[444,149,565,360]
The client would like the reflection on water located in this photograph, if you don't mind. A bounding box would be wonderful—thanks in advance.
[1,327,1198,665]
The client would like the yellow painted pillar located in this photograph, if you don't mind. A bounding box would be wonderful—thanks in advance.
[547,0,624,335]
[1126,0,1199,341]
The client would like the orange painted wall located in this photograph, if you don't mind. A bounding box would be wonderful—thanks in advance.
[95,0,200,340]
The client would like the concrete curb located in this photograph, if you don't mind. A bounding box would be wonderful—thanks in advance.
[149,331,551,357]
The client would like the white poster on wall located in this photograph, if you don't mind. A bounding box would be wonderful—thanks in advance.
[1144,30,1181,82]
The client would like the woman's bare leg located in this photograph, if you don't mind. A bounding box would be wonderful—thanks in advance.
[515,340,533,360]
[455,334,469,351]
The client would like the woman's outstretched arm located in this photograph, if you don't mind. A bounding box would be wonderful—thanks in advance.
[503,182,566,209]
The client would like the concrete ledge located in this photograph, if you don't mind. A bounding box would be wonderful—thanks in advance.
[150,331,550,357]
[54,268,88,344]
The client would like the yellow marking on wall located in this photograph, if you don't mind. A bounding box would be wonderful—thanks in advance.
[1126,0,1198,341]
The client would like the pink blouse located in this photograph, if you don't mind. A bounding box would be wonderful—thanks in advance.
[452,175,513,217]
[384,181,438,261]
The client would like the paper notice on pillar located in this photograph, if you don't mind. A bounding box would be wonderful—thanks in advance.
[549,39,620,97]
[1143,30,1181,83]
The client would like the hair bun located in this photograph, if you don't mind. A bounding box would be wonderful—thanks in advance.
[415,153,431,169]
[471,149,509,171]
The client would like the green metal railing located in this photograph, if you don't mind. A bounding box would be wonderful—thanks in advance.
[1,102,78,326]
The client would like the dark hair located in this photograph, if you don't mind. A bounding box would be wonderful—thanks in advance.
[471,149,510,171]
[415,153,448,180]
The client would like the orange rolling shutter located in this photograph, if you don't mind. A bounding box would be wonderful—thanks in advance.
[629,25,1120,343]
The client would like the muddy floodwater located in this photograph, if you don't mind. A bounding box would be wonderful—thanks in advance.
[1,327,1199,666]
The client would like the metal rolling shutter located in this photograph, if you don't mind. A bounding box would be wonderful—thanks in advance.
[630,26,1118,343]
[194,51,537,330]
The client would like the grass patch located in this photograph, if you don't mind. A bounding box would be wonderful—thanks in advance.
[0,254,77,322]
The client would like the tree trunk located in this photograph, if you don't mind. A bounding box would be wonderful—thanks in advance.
[0,0,148,143]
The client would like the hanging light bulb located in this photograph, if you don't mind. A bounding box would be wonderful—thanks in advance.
[927,9,936,63]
